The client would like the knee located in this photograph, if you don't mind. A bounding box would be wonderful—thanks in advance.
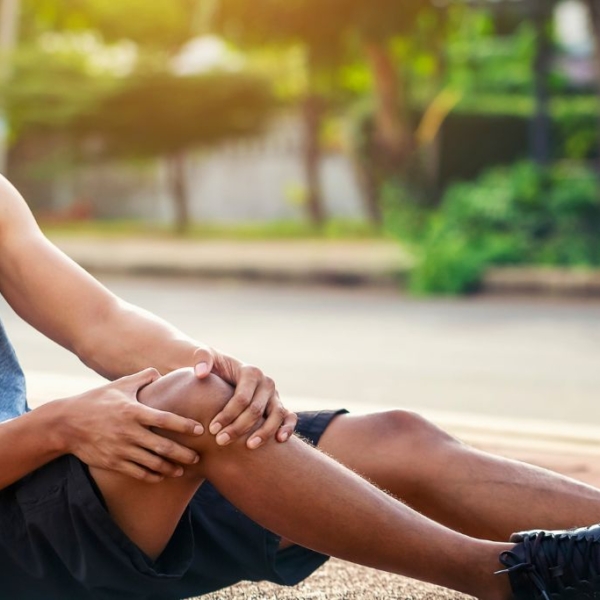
[376,409,458,453]
[138,368,234,427]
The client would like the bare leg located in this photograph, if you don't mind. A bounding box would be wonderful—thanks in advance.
[317,411,600,540]
[90,369,512,600]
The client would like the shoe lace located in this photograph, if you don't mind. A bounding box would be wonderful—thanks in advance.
[497,528,600,600]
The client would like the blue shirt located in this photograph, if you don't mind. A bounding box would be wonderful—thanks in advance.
[0,318,28,423]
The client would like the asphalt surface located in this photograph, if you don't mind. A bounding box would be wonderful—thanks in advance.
[4,276,600,426]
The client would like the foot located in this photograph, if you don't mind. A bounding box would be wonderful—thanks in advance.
[497,524,600,599]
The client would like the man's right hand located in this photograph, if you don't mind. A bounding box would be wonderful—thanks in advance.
[56,368,204,483]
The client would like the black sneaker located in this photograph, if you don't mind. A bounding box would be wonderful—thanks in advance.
[497,524,600,599]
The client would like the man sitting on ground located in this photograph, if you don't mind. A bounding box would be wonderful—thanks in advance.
[1,174,600,600]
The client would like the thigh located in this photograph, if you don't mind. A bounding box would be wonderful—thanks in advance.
[0,455,194,600]
[317,410,440,494]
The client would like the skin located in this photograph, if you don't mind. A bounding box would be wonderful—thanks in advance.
[2,174,600,598]
[0,174,295,491]
[92,368,514,600]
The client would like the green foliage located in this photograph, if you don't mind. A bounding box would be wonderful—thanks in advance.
[22,0,202,51]
[73,69,275,158]
[212,0,442,67]
[2,43,118,136]
[444,7,536,96]
[40,218,381,241]
[410,161,600,294]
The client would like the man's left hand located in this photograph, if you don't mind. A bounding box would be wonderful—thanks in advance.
[193,347,297,449]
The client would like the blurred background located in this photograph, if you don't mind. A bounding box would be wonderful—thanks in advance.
[2,0,600,434]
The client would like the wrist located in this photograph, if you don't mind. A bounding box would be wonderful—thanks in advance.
[39,397,76,456]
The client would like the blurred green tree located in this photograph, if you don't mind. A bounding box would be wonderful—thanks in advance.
[212,0,446,226]
[73,70,274,233]
[12,0,276,232]
[211,0,347,226]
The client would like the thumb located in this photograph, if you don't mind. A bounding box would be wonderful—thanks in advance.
[193,347,214,379]
[120,367,161,393]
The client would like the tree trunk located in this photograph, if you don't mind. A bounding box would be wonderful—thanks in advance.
[364,41,412,173]
[586,0,600,171]
[530,0,553,167]
[349,141,383,226]
[302,93,326,227]
[167,152,190,235]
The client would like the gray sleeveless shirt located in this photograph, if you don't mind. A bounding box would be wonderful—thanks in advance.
[0,318,28,422]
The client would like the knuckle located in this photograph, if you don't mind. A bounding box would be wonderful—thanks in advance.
[260,421,277,435]
[105,458,118,470]
[235,394,252,408]
[227,421,250,436]
[248,402,264,417]
[264,377,276,391]
[155,441,174,456]
[122,403,138,419]
[244,365,262,380]
[152,412,168,429]
[149,456,165,471]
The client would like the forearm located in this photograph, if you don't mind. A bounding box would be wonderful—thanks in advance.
[0,401,67,491]
[78,299,201,380]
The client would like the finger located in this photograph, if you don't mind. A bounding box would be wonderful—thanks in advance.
[118,368,161,394]
[194,347,214,379]
[246,400,288,449]
[213,384,272,446]
[138,404,204,436]
[209,369,262,435]
[276,410,298,443]
[138,429,200,466]
[117,461,165,484]
[126,447,185,478]
[209,353,244,387]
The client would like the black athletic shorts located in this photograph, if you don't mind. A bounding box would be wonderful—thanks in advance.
[0,409,347,600]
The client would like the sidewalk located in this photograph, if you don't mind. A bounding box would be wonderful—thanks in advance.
[49,234,600,295]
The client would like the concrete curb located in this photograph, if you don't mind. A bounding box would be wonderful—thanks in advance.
[49,234,600,296]
[49,236,411,288]
[484,267,600,297]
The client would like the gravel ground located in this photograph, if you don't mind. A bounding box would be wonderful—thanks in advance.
[197,559,472,600]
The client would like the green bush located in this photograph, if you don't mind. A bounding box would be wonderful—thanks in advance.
[410,161,600,294]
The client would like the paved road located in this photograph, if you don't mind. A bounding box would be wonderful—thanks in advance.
[2,276,600,426]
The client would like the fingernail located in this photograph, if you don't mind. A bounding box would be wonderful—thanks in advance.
[216,432,231,446]
[210,422,222,435]
[195,362,209,377]
[193,455,200,464]
[248,436,262,449]
[193,424,204,435]
[280,432,289,442]
[175,467,184,477]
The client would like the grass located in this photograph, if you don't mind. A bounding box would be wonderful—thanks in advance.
[39,218,386,241]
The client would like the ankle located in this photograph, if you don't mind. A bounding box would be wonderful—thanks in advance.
[467,541,514,600]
